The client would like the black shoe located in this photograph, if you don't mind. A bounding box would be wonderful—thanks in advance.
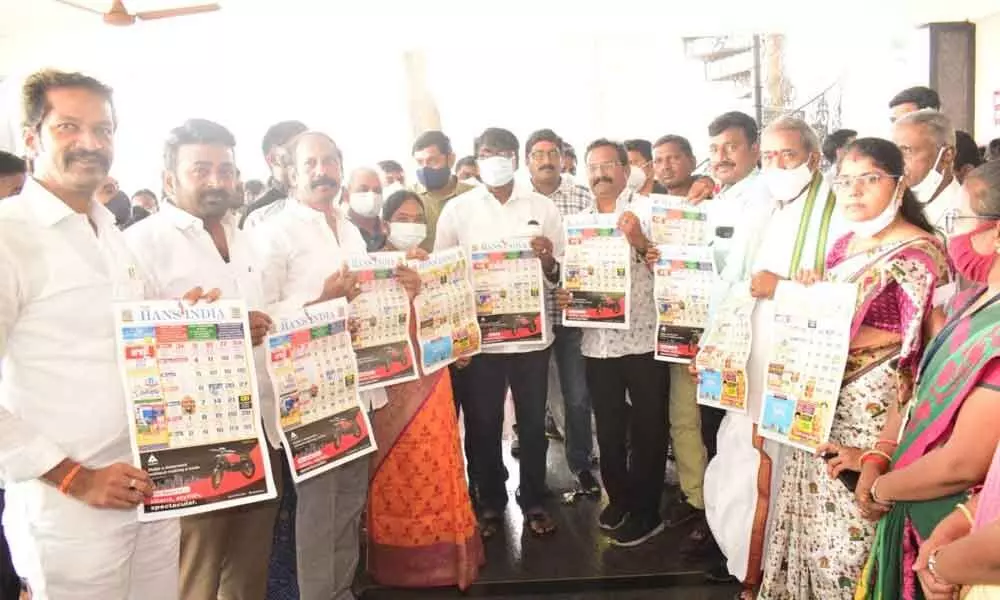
[705,558,738,583]
[610,514,665,547]
[598,504,629,531]
[681,518,718,559]
[664,497,701,528]
[577,470,601,496]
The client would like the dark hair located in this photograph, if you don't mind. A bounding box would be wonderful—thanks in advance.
[653,135,695,160]
[821,129,857,164]
[381,189,424,222]
[455,156,477,172]
[412,131,452,156]
[132,188,156,200]
[525,129,564,158]
[163,119,236,172]
[585,138,629,167]
[21,69,116,131]
[889,86,940,111]
[955,130,983,171]
[0,151,26,176]
[474,128,519,155]
[562,143,576,160]
[286,131,342,165]
[708,111,758,146]
[261,120,307,157]
[989,138,1000,159]
[244,179,265,196]
[377,160,404,174]
[841,137,935,234]
[624,139,653,162]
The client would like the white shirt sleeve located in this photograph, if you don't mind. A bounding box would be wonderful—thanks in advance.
[252,223,312,316]
[123,223,165,299]
[0,240,68,482]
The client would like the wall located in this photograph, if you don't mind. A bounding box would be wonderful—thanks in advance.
[975,10,1000,142]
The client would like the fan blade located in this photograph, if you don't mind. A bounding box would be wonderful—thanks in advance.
[135,3,220,20]
[52,0,107,15]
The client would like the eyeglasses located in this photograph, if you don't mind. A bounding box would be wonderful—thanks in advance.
[477,149,516,160]
[831,172,898,192]
[943,210,1000,235]
[586,161,624,174]
[529,149,561,162]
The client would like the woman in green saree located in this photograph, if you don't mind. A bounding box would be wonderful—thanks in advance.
[857,161,1000,599]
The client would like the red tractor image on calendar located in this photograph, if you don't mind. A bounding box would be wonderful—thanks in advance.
[331,415,363,450]
[594,294,624,316]
[209,447,256,489]
[501,314,538,337]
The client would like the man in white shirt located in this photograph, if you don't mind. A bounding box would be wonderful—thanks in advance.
[240,120,308,230]
[555,139,669,547]
[253,131,381,600]
[893,109,960,234]
[124,119,278,600]
[703,116,845,598]
[0,69,209,600]
[435,127,563,537]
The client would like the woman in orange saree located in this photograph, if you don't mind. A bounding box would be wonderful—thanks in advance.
[366,190,483,589]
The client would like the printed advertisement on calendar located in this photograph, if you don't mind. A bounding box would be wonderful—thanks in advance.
[113,299,277,521]
[653,245,716,363]
[561,212,631,330]
[411,248,482,374]
[347,252,419,390]
[694,287,756,413]
[469,239,547,347]
[266,299,376,483]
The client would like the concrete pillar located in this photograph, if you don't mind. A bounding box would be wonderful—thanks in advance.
[402,50,442,139]
[928,22,976,134]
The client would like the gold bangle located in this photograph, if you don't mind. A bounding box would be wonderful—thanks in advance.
[861,449,894,463]
[956,502,975,526]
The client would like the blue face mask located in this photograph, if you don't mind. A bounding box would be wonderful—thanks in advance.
[416,166,451,191]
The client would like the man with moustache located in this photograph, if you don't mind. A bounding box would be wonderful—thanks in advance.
[240,120,308,229]
[652,135,698,196]
[525,128,599,496]
[124,119,278,600]
[0,69,215,600]
[254,131,388,600]
[703,116,844,597]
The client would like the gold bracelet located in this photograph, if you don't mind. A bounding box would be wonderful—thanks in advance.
[956,502,975,526]
[861,449,894,463]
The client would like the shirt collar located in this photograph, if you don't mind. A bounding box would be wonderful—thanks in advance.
[160,200,238,234]
[22,177,116,230]
[719,168,761,198]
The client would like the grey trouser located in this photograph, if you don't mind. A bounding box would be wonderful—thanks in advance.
[295,457,369,600]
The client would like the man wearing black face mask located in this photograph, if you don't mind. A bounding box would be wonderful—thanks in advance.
[414,130,475,252]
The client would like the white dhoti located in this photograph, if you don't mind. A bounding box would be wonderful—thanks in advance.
[3,480,180,600]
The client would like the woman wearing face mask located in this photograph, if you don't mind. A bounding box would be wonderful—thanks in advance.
[758,138,949,600]
[366,189,483,589]
[855,159,1000,599]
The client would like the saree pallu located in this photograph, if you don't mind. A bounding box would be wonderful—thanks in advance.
[367,370,483,590]
[858,287,1000,600]
[760,343,899,600]
[955,443,1000,599]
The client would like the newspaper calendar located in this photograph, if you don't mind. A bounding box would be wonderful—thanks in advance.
[469,239,548,347]
[653,245,717,363]
[346,252,419,391]
[758,281,856,452]
[561,213,631,330]
[649,194,712,246]
[695,287,756,413]
[113,299,277,521]
[266,299,376,483]
[411,248,482,374]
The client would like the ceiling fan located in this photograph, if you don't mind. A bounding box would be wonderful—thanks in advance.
[53,0,221,26]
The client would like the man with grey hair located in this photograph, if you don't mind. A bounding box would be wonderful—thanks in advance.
[342,167,387,251]
[703,114,847,595]
[893,109,959,231]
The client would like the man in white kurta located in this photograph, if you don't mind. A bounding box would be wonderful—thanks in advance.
[124,119,281,600]
[0,70,198,600]
[252,131,385,600]
[703,117,847,593]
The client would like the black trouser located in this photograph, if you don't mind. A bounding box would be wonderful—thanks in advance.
[461,348,551,511]
[700,405,726,460]
[0,491,20,600]
[450,363,476,488]
[586,353,669,521]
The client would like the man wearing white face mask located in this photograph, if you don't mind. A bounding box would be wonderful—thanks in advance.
[624,139,668,196]
[702,116,846,598]
[893,109,960,234]
[435,127,564,538]
[343,167,387,252]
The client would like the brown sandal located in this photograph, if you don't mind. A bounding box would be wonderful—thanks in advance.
[479,510,503,539]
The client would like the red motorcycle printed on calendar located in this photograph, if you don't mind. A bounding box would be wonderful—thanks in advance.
[209,447,256,489]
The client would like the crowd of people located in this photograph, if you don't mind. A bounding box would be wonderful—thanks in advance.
[3,66,1000,600]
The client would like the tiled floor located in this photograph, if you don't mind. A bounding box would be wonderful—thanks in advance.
[357,441,737,599]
